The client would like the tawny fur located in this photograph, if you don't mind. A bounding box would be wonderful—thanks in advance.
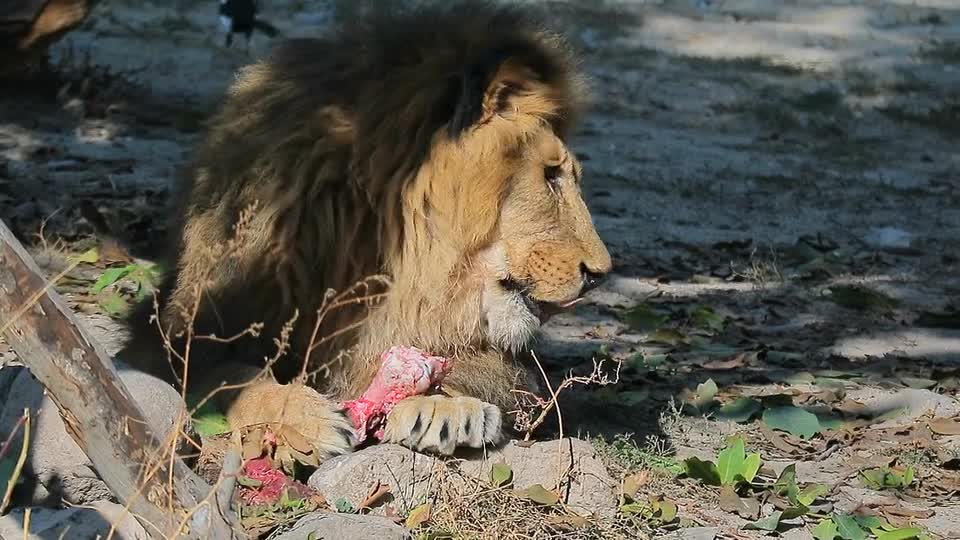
[122,0,610,455]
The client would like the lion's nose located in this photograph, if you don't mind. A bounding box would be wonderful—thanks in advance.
[579,262,608,294]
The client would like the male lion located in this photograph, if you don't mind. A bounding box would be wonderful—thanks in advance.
[122,1,611,459]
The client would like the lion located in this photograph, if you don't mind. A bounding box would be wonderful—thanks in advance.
[120,0,611,459]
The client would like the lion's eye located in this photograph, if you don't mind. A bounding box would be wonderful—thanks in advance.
[544,165,562,189]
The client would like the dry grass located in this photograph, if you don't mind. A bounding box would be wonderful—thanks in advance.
[420,466,649,540]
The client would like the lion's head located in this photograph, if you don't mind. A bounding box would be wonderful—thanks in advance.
[158,2,611,398]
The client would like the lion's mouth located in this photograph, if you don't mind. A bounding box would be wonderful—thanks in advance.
[499,278,583,322]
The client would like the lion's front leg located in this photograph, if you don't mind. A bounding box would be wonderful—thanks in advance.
[382,395,502,455]
[226,381,358,459]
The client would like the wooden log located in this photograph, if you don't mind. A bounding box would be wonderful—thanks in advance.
[0,219,245,539]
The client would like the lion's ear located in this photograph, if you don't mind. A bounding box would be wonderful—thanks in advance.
[448,54,541,137]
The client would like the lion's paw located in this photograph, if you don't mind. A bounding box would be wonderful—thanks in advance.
[226,382,357,459]
[382,395,502,455]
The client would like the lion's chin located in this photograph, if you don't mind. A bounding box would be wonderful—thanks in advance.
[482,287,542,353]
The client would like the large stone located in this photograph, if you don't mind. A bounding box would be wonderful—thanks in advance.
[271,512,411,540]
[0,362,189,506]
[0,500,149,539]
[308,438,618,517]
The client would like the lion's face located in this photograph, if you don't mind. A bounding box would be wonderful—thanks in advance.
[477,129,612,351]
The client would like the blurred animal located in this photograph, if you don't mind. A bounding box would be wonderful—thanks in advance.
[123,0,610,460]
[218,0,277,48]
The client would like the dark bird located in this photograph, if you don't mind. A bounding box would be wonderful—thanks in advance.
[218,0,278,49]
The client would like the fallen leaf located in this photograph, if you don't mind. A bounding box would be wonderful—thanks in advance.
[898,376,937,389]
[491,462,513,488]
[624,303,668,332]
[653,497,679,523]
[359,481,391,510]
[763,406,823,439]
[928,417,960,435]
[826,285,898,312]
[703,352,751,370]
[715,397,763,423]
[335,498,356,513]
[691,305,726,332]
[405,503,432,528]
[813,518,840,540]
[543,513,591,530]
[682,457,721,486]
[515,484,559,506]
[743,511,786,532]
[833,514,867,540]
[622,471,650,499]
[68,247,100,265]
[719,485,760,519]
[875,528,922,540]
[647,328,689,346]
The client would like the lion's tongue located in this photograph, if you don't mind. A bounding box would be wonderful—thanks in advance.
[538,297,583,321]
[342,346,451,443]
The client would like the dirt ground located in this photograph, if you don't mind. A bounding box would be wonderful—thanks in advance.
[1,0,959,539]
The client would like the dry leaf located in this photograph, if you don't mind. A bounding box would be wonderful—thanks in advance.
[544,513,592,531]
[928,417,960,435]
[719,485,761,519]
[405,503,431,528]
[359,481,391,510]
[622,471,651,499]
[703,352,752,370]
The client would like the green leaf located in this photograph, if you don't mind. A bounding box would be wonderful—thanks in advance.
[854,516,886,530]
[763,406,823,439]
[620,502,648,516]
[774,465,799,502]
[827,285,897,312]
[876,528,922,540]
[798,483,829,506]
[813,518,840,540]
[68,247,100,265]
[834,514,867,540]
[335,498,356,513]
[192,402,231,437]
[743,511,785,532]
[656,499,678,523]
[741,452,762,484]
[97,290,130,318]
[681,378,719,413]
[682,457,721,486]
[715,397,763,423]
[624,304,668,332]
[691,305,726,332]
[515,484,559,506]
[717,438,746,486]
[490,462,513,488]
[91,265,136,293]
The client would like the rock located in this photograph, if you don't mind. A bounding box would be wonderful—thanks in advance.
[920,505,960,539]
[844,388,960,429]
[308,438,618,517]
[0,500,149,539]
[271,512,410,540]
[657,526,720,540]
[0,362,189,506]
